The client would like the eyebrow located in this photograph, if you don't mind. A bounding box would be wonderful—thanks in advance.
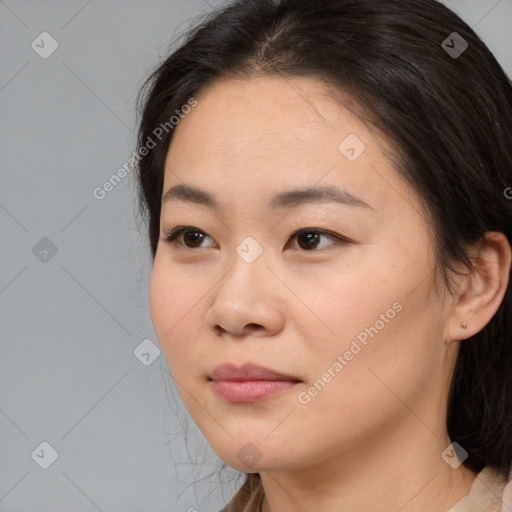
[161,183,374,211]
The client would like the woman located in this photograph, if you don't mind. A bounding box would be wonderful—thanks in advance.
[135,0,512,510]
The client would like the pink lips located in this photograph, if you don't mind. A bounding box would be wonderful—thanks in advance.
[209,363,301,403]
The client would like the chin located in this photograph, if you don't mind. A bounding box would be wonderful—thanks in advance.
[209,437,296,474]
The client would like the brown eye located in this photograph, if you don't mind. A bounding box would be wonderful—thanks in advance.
[162,226,347,252]
[162,227,216,249]
[288,229,344,251]
[182,230,205,248]
[296,231,321,250]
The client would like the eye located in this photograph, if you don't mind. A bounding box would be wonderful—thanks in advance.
[286,228,347,251]
[161,226,349,251]
[162,226,216,249]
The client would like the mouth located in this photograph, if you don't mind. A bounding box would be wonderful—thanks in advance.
[208,362,302,403]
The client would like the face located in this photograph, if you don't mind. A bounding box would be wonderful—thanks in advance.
[149,75,457,475]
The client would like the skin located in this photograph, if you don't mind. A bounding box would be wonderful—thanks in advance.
[149,75,511,512]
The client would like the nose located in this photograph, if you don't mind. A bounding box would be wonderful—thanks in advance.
[204,250,286,338]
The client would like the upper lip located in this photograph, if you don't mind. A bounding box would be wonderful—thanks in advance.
[209,363,301,382]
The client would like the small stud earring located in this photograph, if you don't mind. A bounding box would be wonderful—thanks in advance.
[461,322,468,329]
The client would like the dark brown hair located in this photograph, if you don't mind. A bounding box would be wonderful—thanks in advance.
[135,0,512,491]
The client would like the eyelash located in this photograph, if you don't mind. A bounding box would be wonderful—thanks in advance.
[161,226,350,252]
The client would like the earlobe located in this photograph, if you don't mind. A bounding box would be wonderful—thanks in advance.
[447,231,511,343]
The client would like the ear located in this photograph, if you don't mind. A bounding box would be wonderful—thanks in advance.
[446,231,511,342]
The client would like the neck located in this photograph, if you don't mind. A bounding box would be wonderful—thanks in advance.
[259,415,477,512]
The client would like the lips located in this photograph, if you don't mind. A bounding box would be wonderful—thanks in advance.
[209,363,301,382]
[208,363,302,403]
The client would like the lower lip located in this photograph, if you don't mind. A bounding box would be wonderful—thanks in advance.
[210,380,299,402]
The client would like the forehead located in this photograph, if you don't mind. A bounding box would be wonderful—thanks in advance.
[167,76,360,160]
[162,75,417,219]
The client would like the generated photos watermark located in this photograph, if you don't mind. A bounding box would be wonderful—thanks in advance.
[92,97,197,200]
[297,301,403,405]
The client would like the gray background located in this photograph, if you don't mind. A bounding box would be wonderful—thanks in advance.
[1,1,511,511]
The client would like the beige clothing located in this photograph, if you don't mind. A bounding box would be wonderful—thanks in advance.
[219,466,512,512]
[449,466,511,512]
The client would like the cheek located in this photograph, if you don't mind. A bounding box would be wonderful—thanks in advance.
[290,251,441,402]
[148,257,173,340]
[149,258,198,364]
[292,238,432,360]
[288,263,402,359]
